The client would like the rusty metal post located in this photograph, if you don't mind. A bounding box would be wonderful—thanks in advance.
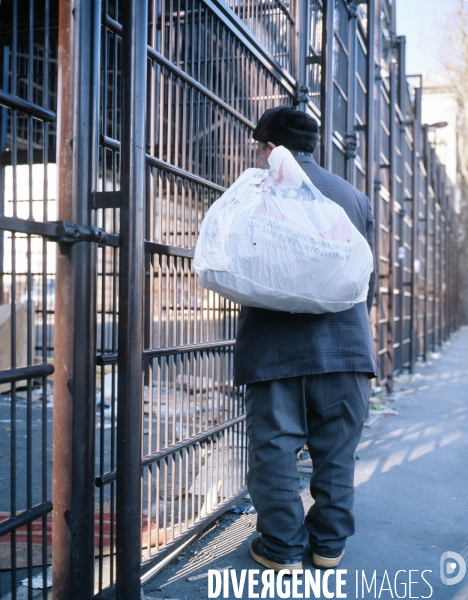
[115,0,148,597]
[52,0,97,597]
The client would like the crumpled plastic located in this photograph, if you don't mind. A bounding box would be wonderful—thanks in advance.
[194,146,373,313]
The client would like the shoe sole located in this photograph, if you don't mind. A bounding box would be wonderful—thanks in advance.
[249,545,302,573]
[312,548,345,569]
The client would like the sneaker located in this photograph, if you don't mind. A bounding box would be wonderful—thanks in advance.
[311,547,345,569]
[249,537,302,572]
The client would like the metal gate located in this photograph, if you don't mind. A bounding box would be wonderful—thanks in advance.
[0,0,462,598]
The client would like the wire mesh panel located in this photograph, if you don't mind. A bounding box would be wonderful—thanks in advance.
[0,0,57,597]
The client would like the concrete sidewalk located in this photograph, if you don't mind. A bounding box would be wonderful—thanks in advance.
[143,327,468,600]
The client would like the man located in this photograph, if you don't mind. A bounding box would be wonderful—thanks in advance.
[234,106,377,572]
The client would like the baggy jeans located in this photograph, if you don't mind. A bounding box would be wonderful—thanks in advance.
[245,372,369,561]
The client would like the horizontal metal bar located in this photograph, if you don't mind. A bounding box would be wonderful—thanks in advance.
[146,155,226,193]
[276,0,296,24]
[96,339,236,367]
[103,8,296,98]
[92,191,122,209]
[0,215,59,238]
[145,241,194,259]
[139,490,246,583]
[95,413,245,487]
[0,501,53,537]
[100,133,121,152]
[99,137,227,193]
[231,0,295,24]
[95,470,117,488]
[141,413,246,467]
[143,339,236,359]
[146,46,255,129]
[0,363,54,385]
[0,89,56,122]
[202,0,297,94]
[96,353,118,366]
[94,490,246,597]
[0,215,120,247]
[103,233,120,248]
[103,13,121,35]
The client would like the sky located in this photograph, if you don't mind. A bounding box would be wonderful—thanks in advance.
[395,0,459,75]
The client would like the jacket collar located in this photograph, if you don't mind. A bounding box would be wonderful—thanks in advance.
[290,151,317,165]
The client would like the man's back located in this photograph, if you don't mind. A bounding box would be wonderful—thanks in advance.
[233,153,377,386]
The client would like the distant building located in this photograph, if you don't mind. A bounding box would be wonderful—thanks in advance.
[421,72,460,213]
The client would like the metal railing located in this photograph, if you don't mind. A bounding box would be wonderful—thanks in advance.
[0,0,461,598]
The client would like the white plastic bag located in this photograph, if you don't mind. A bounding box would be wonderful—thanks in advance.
[193,146,373,313]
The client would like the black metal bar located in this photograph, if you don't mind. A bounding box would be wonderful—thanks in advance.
[296,0,311,111]
[366,0,376,207]
[141,414,247,467]
[146,46,256,129]
[138,489,247,581]
[103,14,257,130]
[0,501,53,538]
[0,215,120,247]
[145,240,195,259]
[146,154,226,193]
[385,61,397,391]
[96,339,235,367]
[92,489,246,599]
[320,0,334,170]
[52,0,98,596]
[410,86,422,371]
[0,215,60,238]
[115,0,148,596]
[100,133,121,151]
[0,363,54,385]
[92,191,123,209]
[143,339,236,360]
[0,89,56,122]
[95,414,246,488]
[202,0,297,93]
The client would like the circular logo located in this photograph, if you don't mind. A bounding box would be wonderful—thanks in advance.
[440,551,467,586]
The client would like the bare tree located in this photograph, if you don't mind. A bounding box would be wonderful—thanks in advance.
[440,0,468,323]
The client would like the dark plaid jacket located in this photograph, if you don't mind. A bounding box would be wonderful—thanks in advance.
[233,153,378,386]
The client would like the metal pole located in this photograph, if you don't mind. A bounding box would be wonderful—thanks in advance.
[366,0,376,210]
[296,0,311,112]
[387,60,397,391]
[371,0,383,383]
[347,6,357,187]
[116,0,147,596]
[422,124,429,360]
[52,0,97,597]
[410,86,422,371]
[320,0,334,170]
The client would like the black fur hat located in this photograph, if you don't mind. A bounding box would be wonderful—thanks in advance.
[252,106,320,153]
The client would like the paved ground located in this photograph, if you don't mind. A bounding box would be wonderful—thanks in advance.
[143,327,468,600]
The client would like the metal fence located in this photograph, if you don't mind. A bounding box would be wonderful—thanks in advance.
[0,0,460,598]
